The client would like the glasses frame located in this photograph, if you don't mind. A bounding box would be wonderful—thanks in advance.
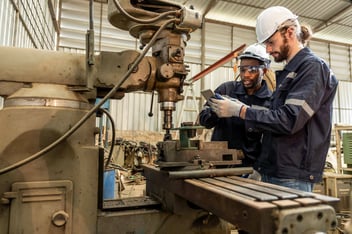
[237,65,265,74]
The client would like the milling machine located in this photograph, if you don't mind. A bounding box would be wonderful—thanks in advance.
[0,1,340,233]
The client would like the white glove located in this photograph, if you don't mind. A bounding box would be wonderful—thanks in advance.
[247,170,262,181]
[209,95,247,118]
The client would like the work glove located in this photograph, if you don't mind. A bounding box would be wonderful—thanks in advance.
[209,95,247,118]
[247,169,262,181]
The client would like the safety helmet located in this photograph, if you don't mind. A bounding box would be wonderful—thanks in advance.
[238,43,271,67]
[256,6,298,43]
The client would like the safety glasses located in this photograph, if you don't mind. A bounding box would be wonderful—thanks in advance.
[237,65,264,74]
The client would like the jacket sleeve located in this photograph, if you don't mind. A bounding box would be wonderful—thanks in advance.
[198,105,219,128]
[245,59,335,135]
[198,84,229,128]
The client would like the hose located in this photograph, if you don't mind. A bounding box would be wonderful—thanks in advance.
[100,108,116,169]
[112,0,180,24]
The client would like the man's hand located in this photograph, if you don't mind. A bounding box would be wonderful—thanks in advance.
[209,96,247,118]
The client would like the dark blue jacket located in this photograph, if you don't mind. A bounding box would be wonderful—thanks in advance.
[245,47,338,183]
[199,80,271,166]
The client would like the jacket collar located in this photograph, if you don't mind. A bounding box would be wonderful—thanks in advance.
[284,47,312,72]
[232,80,272,98]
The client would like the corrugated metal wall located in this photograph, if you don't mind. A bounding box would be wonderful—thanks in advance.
[0,0,58,107]
[309,40,352,124]
[0,0,58,48]
[1,0,351,131]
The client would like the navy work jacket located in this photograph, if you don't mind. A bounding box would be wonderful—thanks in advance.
[199,80,271,166]
[245,47,338,183]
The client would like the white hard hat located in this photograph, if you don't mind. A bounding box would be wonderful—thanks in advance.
[238,43,271,66]
[256,6,298,43]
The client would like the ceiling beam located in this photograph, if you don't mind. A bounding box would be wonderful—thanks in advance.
[202,0,219,16]
[313,5,352,33]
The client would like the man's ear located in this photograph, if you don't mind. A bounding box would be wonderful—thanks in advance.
[263,68,268,74]
[286,26,295,39]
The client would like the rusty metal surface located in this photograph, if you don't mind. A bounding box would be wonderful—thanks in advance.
[156,140,243,169]
[143,165,339,234]
[102,196,160,210]
[0,104,100,234]
[97,207,233,234]
[167,167,253,179]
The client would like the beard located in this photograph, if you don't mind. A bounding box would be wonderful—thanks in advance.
[273,37,290,63]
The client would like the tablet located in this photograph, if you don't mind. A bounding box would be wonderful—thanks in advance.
[201,89,215,101]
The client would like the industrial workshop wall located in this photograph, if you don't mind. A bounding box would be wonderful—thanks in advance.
[309,41,352,124]
[0,0,58,49]
[1,0,352,132]
[0,0,59,108]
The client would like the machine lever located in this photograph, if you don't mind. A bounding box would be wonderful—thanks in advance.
[148,91,154,117]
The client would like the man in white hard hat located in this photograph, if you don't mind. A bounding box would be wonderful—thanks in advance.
[210,6,338,192]
[199,43,272,168]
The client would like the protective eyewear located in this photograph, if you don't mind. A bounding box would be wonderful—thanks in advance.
[238,65,264,74]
